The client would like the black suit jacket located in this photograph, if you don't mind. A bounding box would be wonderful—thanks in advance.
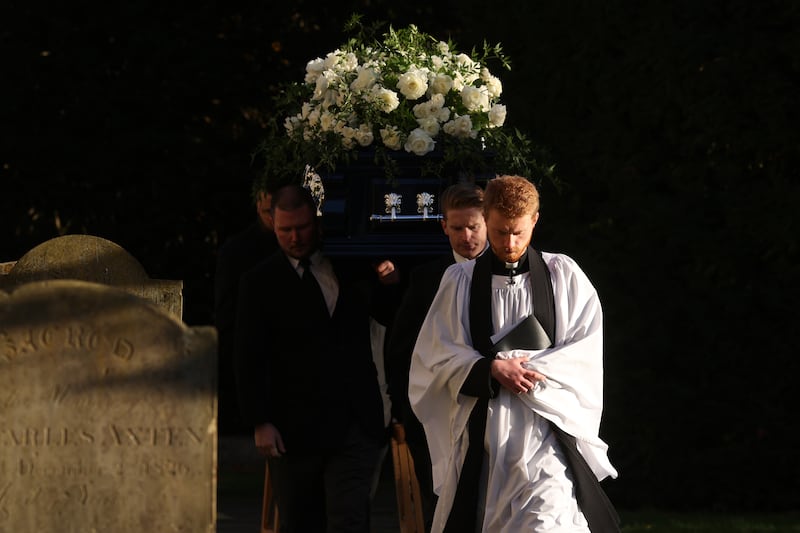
[213,222,278,432]
[214,222,278,363]
[234,251,386,453]
[386,253,455,424]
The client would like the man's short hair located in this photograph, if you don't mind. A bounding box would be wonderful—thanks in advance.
[483,175,539,219]
[441,182,484,219]
[270,184,317,215]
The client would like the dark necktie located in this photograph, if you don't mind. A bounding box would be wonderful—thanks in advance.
[299,257,329,317]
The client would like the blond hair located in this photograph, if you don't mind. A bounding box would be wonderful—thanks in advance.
[441,182,484,218]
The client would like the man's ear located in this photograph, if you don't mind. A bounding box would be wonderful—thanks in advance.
[440,218,447,233]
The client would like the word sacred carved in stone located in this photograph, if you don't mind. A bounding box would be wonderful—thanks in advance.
[0,323,134,363]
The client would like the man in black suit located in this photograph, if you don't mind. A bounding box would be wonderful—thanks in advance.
[386,182,487,529]
[234,184,397,533]
[214,187,278,434]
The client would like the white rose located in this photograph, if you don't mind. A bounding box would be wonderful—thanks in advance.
[437,41,450,54]
[484,75,503,98]
[373,87,400,113]
[404,128,436,155]
[455,53,474,67]
[340,126,356,149]
[443,115,476,139]
[284,116,298,136]
[463,71,480,85]
[350,67,377,92]
[397,69,428,100]
[436,106,451,122]
[304,58,325,84]
[319,111,336,132]
[461,86,490,112]
[313,70,338,100]
[412,99,433,119]
[320,88,339,110]
[333,89,346,107]
[341,52,358,72]
[451,73,465,92]
[380,126,402,150]
[488,104,507,127]
[355,124,374,147]
[413,94,447,119]
[323,50,341,70]
[430,73,453,95]
[417,116,440,137]
[307,108,320,127]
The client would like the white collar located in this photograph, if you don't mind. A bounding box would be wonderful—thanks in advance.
[453,243,489,263]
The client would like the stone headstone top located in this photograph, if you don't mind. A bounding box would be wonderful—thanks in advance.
[0,235,182,319]
[0,279,217,532]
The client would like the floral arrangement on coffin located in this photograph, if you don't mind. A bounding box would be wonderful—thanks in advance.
[255,16,555,190]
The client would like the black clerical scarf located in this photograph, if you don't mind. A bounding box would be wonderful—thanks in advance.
[469,246,555,358]
[446,246,620,533]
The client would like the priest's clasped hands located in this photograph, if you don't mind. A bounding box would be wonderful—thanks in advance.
[490,356,547,395]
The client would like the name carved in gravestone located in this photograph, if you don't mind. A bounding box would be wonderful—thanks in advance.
[0,281,216,532]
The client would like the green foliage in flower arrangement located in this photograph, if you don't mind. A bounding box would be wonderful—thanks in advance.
[254,14,557,191]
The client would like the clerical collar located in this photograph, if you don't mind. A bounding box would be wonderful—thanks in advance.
[491,251,529,286]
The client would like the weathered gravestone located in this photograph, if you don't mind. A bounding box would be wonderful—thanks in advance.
[0,280,217,532]
[0,235,183,319]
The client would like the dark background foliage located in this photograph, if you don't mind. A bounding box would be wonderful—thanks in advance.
[2,0,798,512]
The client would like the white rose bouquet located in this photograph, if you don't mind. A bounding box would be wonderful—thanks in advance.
[259,16,555,186]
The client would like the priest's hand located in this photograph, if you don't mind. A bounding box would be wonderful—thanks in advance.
[490,357,546,395]
[255,423,286,458]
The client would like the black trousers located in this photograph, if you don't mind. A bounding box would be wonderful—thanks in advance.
[268,422,383,533]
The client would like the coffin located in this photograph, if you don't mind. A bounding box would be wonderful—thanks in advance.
[318,150,493,262]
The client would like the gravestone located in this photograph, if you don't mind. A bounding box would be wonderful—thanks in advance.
[0,235,182,319]
[0,280,217,532]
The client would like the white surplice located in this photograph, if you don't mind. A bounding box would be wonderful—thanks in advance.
[409,252,618,533]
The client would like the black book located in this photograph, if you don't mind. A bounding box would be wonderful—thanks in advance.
[490,315,553,354]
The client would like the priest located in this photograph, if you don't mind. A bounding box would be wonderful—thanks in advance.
[409,175,619,532]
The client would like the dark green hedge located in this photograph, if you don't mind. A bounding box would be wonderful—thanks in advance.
[2,0,797,511]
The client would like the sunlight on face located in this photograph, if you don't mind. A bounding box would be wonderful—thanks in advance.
[486,208,539,263]
[441,206,487,260]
